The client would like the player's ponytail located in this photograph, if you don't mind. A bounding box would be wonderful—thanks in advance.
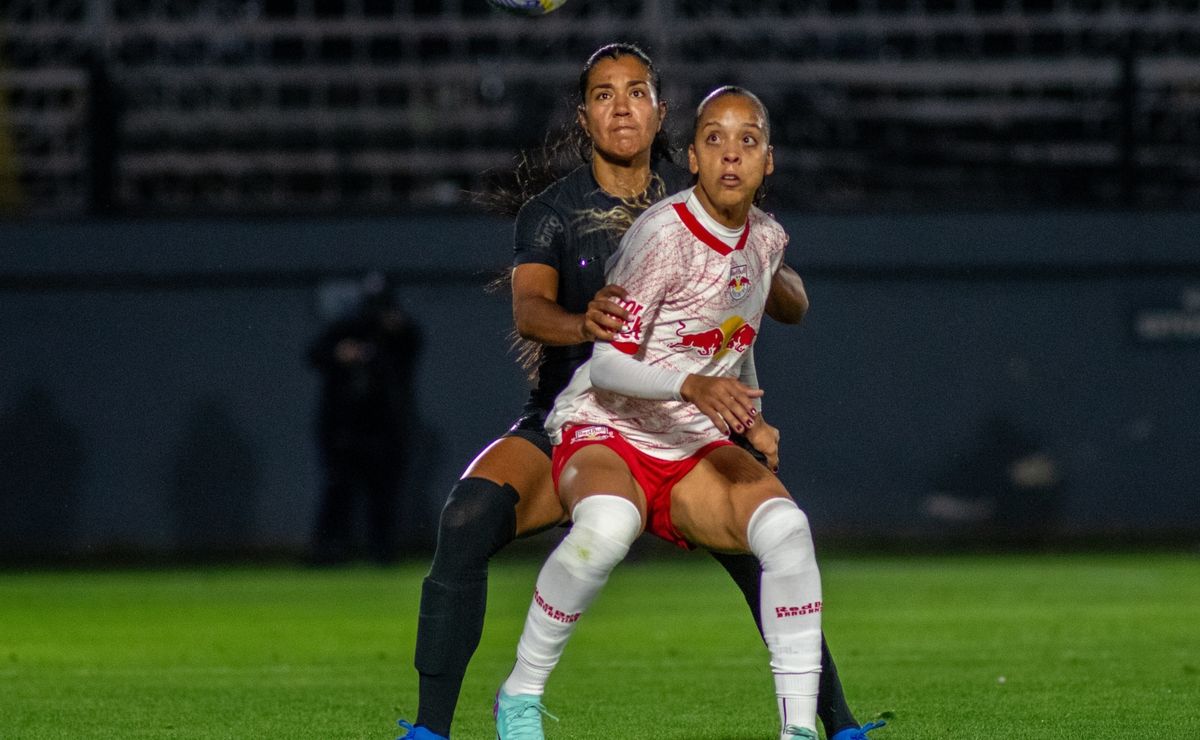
[476,124,584,377]
[478,42,680,376]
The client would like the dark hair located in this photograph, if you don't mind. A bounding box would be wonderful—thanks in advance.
[692,85,771,143]
[691,85,772,206]
[479,43,678,376]
[478,42,674,218]
[473,126,591,218]
[578,42,660,108]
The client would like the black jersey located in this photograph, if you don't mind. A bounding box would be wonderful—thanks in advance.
[512,159,693,414]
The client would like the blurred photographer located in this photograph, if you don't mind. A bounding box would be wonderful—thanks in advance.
[307,272,422,565]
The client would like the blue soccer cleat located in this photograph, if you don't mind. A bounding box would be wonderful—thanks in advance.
[396,719,448,740]
[831,720,887,740]
[782,726,818,740]
[493,686,557,740]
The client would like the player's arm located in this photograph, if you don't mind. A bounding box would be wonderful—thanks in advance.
[512,264,629,345]
[510,199,629,345]
[594,224,762,435]
[727,349,780,470]
[589,342,761,436]
[764,263,809,325]
[734,348,777,468]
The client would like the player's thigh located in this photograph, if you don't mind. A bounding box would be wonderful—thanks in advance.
[461,435,565,536]
[557,444,646,524]
[670,445,790,553]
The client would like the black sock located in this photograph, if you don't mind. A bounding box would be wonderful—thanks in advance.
[818,635,860,735]
[415,578,486,736]
[413,477,518,736]
[710,551,859,736]
[709,551,765,635]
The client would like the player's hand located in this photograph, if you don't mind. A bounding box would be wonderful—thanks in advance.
[581,284,630,342]
[743,417,780,473]
[334,338,371,364]
[679,374,763,436]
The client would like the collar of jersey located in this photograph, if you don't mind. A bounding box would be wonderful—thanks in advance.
[672,192,749,256]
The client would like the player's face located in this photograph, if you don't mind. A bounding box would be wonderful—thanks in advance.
[578,55,666,166]
[687,94,774,228]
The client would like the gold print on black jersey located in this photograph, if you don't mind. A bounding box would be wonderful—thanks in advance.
[533,211,565,249]
[572,172,669,238]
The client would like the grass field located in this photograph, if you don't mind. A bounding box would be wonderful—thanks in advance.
[2,550,1198,739]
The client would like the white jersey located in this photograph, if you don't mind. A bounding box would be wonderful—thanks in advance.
[546,187,788,460]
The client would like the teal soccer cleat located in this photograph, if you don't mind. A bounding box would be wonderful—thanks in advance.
[493,687,557,740]
[395,719,448,740]
[782,726,818,740]
[831,720,888,740]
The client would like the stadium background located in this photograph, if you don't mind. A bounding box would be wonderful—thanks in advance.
[1,0,1198,562]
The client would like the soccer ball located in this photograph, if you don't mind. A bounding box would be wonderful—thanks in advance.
[486,0,569,15]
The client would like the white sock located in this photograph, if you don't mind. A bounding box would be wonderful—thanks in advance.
[746,497,823,737]
[502,495,642,697]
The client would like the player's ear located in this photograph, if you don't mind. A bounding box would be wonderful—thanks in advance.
[656,101,667,131]
[687,144,699,175]
[765,144,774,177]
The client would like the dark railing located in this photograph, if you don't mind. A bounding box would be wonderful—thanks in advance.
[2,1,1198,216]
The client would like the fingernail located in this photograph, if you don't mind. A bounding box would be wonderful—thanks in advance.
[750,408,757,416]
[747,419,754,427]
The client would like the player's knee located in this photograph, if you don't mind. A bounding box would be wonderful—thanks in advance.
[433,477,520,567]
[746,497,814,574]
[556,494,642,580]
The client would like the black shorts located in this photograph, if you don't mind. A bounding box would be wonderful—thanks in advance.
[503,408,552,458]
[732,431,769,467]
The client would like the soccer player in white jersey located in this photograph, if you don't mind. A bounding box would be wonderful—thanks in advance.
[494,87,833,740]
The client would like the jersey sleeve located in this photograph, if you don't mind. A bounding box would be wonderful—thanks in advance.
[512,199,567,271]
[737,346,763,412]
[773,230,789,273]
[590,341,687,400]
[604,218,680,355]
[766,216,789,274]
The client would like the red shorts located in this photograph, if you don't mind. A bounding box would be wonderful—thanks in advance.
[551,424,733,550]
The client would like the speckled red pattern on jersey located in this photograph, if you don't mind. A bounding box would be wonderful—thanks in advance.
[546,187,788,460]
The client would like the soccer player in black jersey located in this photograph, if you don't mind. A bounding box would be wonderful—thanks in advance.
[397,43,877,740]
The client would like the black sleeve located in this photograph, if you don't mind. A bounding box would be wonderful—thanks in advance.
[512,198,567,271]
[308,320,351,370]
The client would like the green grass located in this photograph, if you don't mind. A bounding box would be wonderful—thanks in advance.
[2,551,1198,739]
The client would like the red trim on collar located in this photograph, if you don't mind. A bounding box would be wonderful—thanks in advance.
[672,201,749,256]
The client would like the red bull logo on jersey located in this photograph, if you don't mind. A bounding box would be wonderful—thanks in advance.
[725,323,756,353]
[728,264,752,302]
[570,425,614,443]
[670,316,757,358]
[671,325,726,356]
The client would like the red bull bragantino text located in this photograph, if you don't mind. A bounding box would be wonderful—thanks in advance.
[611,298,646,355]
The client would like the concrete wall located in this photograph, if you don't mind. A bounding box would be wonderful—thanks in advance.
[1,211,1197,559]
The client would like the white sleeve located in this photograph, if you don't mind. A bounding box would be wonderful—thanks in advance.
[590,341,687,400]
[737,347,763,412]
[604,214,677,356]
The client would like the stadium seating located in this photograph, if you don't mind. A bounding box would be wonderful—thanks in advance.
[1,0,1197,215]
